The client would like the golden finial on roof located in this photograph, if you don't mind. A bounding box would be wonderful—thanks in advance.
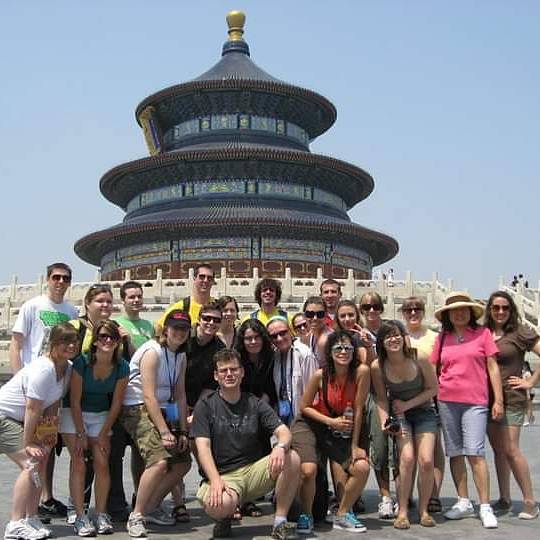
[226,10,246,41]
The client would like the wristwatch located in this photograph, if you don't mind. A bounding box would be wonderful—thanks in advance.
[275,442,290,452]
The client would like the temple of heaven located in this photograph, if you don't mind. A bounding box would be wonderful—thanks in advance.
[75,11,398,280]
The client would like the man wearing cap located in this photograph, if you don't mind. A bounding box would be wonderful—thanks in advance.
[122,309,192,537]
[156,263,216,333]
[266,317,318,427]
[192,348,300,539]
[185,303,226,411]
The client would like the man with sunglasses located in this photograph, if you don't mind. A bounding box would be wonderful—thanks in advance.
[185,303,226,411]
[8,262,78,519]
[192,349,300,539]
[157,263,216,333]
[266,317,318,427]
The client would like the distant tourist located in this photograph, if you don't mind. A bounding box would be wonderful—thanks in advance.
[387,268,395,287]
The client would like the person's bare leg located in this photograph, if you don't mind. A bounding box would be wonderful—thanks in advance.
[90,441,111,514]
[395,438,415,520]
[274,451,301,518]
[415,433,435,519]
[40,451,55,502]
[487,423,511,503]
[449,456,469,498]
[503,425,535,504]
[467,456,490,504]
[299,462,317,514]
[63,435,86,516]
[337,459,370,514]
[7,450,43,520]
[431,432,445,499]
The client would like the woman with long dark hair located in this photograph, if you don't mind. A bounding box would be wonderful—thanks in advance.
[1,322,78,540]
[60,320,129,536]
[372,321,439,529]
[291,330,370,534]
[431,292,503,529]
[484,290,539,519]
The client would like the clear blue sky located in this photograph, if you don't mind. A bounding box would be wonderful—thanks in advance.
[1,1,538,298]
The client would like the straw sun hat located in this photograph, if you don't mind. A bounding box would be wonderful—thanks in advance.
[434,291,484,322]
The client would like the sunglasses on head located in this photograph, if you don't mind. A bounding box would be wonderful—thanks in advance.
[402,306,424,314]
[51,274,71,283]
[200,314,222,324]
[361,303,383,312]
[304,310,325,319]
[491,304,510,313]
[269,329,289,339]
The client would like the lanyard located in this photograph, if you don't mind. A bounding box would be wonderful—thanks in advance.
[279,349,293,403]
[163,348,179,403]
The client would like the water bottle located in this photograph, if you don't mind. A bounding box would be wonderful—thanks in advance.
[26,458,41,488]
[396,414,408,437]
[341,401,354,439]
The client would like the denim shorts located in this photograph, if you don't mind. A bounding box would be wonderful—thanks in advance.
[403,406,439,434]
[438,401,488,457]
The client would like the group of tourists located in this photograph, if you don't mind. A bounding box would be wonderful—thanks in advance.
[0,262,539,540]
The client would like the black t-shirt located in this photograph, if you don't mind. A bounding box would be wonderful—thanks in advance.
[191,391,282,476]
[185,334,225,408]
[241,355,278,407]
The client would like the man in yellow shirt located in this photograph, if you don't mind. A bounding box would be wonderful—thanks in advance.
[243,278,289,326]
[157,263,215,333]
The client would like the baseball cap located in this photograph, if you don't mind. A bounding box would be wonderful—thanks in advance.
[164,310,191,329]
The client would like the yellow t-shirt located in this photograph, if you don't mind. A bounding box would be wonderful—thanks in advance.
[241,306,292,328]
[156,296,215,333]
[410,328,438,360]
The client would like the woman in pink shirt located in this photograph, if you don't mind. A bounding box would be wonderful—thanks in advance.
[431,292,503,529]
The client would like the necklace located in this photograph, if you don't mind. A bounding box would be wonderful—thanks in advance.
[455,333,465,344]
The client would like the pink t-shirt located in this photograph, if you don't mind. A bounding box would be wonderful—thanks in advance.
[430,327,499,406]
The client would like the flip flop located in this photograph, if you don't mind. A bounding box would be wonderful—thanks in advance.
[241,501,263,517]
[173,504,190,523]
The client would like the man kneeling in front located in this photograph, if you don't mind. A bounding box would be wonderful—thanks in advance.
[192,348,300,539]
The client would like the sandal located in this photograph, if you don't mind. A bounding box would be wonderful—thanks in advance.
[232,505,242,521]
[420,514,436,527]
[393,516,411,530]
[427,497,442,513]
[173,504,190,523]
[241,501,263,518]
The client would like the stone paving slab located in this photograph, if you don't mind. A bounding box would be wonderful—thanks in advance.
[1,425,539,539]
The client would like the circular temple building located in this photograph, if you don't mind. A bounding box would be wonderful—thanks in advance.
[75,11,398,280]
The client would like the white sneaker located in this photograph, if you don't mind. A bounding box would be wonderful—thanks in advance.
[66,508,77,525]
[126,513,147,538]
[94,513,113,535]
[73,514,96,537]
[479,505,498,529]
[25,517,52,539]
[4,519,45,540]
[378,496,395,519]
[444,499,475,520]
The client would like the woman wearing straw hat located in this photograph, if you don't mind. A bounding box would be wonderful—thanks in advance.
[431,291,503,529]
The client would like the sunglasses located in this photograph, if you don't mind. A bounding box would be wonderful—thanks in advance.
[51,274,72,283]
[200,314,222,324]
[97,334,118,344]
[361,303,383,312]
[491,305,510,313]
[402,307,424,314]
[269,329,289,339]
[304,310,326,319]
[384,334,403,342]
[294,322,308,331]
[88,283,112,292]
[331,344,354,353]
[197,274,214,282]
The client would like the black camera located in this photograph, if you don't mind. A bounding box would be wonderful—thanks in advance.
[384,415,401,434]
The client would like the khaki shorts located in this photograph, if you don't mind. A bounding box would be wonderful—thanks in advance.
[488,407,526,427]
[0,415,23,455]
[197,455,275,505]
[121,404,191,468]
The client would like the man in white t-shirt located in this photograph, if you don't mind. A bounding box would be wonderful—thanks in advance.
[9,262,78,373]
[8,262,78,519]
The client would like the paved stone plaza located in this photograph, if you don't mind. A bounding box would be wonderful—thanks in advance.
[0,422,538,539]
